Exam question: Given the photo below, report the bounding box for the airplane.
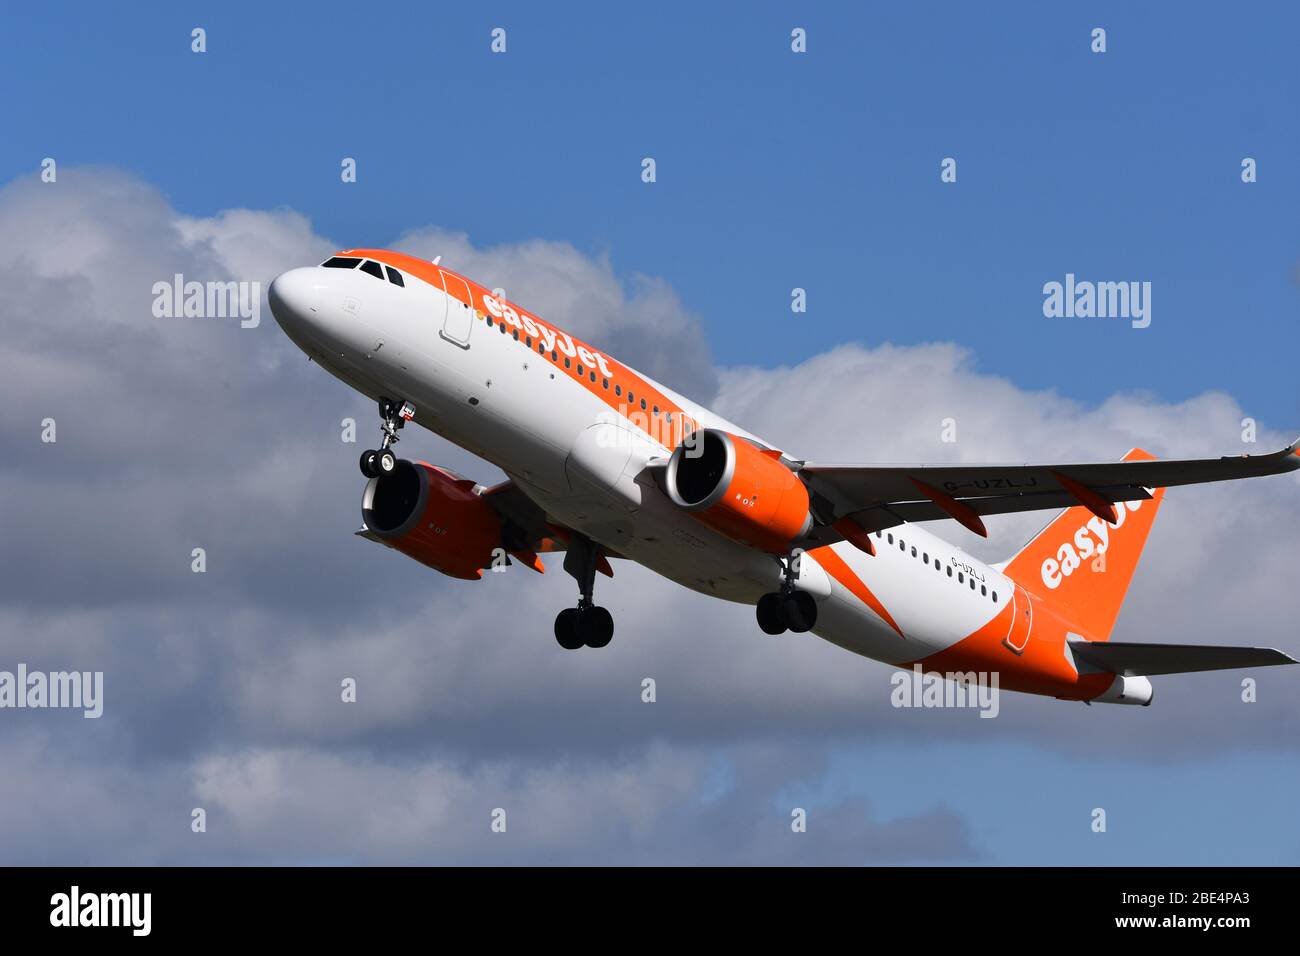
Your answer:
[268,249,1300,707]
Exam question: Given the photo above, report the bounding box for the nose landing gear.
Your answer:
[756,552,818,635]
[554,533,615,650]
[359,397,415,479]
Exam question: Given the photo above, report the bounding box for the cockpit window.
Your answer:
[385,266,405,287]
[321,256,361,269]
[359,259,385,280]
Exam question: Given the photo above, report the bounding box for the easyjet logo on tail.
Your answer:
[1040,497,1146,590]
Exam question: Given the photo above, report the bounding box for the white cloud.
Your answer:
[0,167,1295,865]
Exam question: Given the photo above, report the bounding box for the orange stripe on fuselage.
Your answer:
[345,249,697,449]
[809,545,904,638]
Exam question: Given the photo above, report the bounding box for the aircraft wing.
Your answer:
[1070,640,1297,677]
[796,438,1300,541]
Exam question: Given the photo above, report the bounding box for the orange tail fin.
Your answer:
[1001,449,1166,641]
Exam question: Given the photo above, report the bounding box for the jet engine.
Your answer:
[361,460,503,579]
[663,429,812,553]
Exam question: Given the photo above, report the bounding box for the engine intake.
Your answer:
[362,460,503,579]
[664,429,812,553]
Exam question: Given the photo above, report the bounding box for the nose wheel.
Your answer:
[554,533,615,649]
[359,397,414,478]
[756,552,818,635]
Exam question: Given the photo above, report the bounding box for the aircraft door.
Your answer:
[439,270,475,346]
[1002,583,1034,655]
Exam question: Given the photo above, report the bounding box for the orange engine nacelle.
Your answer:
[664,429,812,553]
[361,461,503,580]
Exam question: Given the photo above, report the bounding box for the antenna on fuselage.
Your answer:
[432,256,442,265]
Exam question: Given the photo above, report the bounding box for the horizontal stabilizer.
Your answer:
[1070,640,1297,677]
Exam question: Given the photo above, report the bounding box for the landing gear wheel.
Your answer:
[581,606,614,648]
[359,449,380,479]
[782,590,818,633]
[556,533,614,650]
[376,448,397,474]
[554,608,583,650]
[756,593,788,635]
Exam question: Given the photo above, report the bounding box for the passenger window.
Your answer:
[934,559,940,570]
[947,567,953,578]
[615,385,622,396]
[565,357,571,368]
[981,585,987,596]
[992,592,998,603]
[887,534,894,544]
[627,392,634,403]
[487,317,494,327]
[385,266,405,287]
[970,578,976,590]
[958,573,964,583]
[640,398,647,410]
[590,372,597,383]
[653,406,660,416]
[551,351,558,361]
[602,379,609,389]
[923,553,928,563]
[899,540,905,551]
[911,547,917,557]
[321,256,361,269]
[512,329,519,340]
[359,259,385,280]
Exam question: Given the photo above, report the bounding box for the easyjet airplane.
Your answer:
[268,250,1299,706]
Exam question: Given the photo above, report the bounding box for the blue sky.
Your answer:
[5,1,1295,419]
[1,1,1296,865]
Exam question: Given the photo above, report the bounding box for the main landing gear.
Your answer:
[755,553,818,635]
[359,397,415,479]
[554,533,615,650]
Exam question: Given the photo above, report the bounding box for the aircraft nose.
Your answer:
[268,267,321,332]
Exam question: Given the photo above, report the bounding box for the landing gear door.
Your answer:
[439,270,475,347]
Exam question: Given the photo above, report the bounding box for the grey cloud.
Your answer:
[0,168,1294,865]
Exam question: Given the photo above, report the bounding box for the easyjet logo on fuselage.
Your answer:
[480,293,615,379]
[1040,498,1145,590]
